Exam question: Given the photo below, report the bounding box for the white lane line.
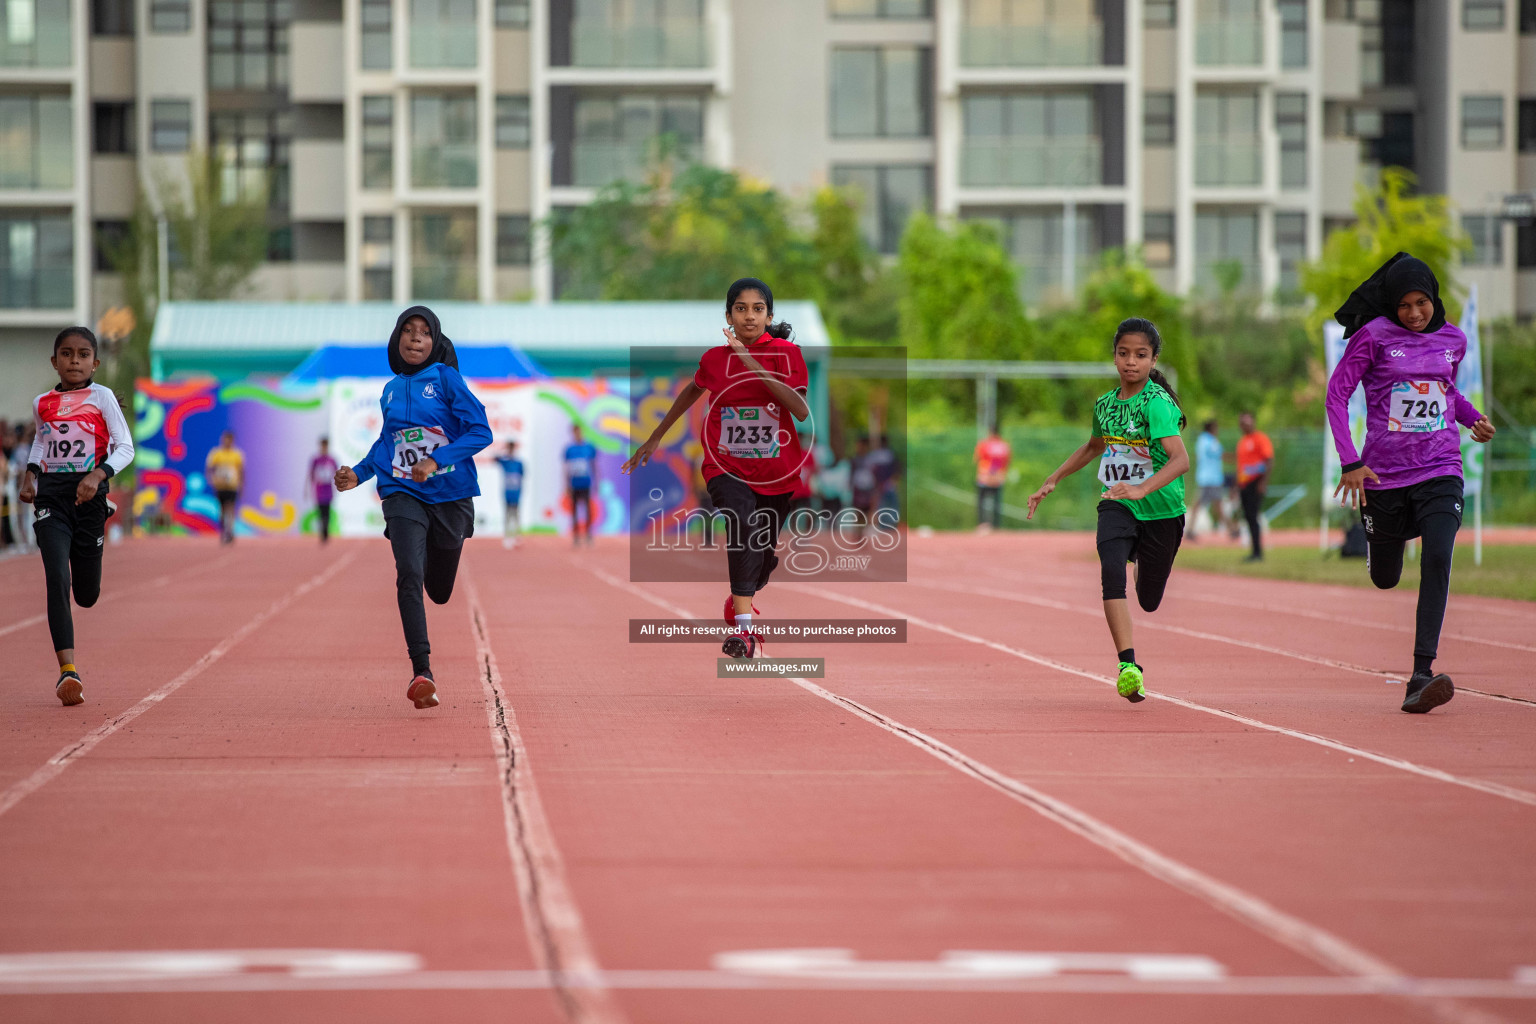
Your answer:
[464,574,628,1024]
[586,570,1508,1024]
[3,969,1536,998]
[915,578,1536,711]
[784,585,1536,810]
[0,551,238,641]
[0,551,357,820]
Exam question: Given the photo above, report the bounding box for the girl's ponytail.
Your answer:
[766,321,793,340]
[1113,317,1186,429]
[1148,368,1186,429]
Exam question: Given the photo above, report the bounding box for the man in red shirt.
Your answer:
[1235,411,1273,562]
[974,423,1011,529]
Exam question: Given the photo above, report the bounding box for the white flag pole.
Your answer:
[1475,490,1483,566]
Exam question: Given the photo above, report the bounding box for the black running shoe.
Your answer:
[721,629,759,660]
[56,670,84,707]
[1401,671,1454,714]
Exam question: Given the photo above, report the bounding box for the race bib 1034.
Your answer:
[718,405,783,459]
[1098,439,1152,488]
[1388,380,1450,433]
[38,419,99,473]
[392,425,454,479]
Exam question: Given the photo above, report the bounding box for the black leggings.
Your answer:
[1368,512,1458,663]
[570,486,592,536]
[34,492,109,652]
[1096,500,1184,612]
[1239,481,1264,557]
[382,494,474,666]
[707,474,791,598]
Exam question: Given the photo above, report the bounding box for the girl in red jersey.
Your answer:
[623,278,811,658]
[17,327,135,706]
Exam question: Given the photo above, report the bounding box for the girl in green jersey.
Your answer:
[1027,318,1190,703]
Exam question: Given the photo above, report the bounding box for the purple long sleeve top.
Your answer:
[1325,317,1483,490]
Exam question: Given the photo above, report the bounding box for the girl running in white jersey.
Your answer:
[17,327,135,706]
[622,278,811,659]
[1027,318,1189,703]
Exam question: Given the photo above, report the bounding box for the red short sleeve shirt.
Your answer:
[693,338,810,495]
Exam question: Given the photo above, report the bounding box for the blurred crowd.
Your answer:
[1,418,38,554]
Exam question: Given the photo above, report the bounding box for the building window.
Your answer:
[496,95,530,148]
[831,0,931,15]
[1275,211,1306,294]
[93,101,134,154]
[1195,0,1263,65]
[361,96,393,189]
[965,205,1107,305]
[1278,0,1306,67]
[1517,222,1536,268]
[1521,99,1536,152]
[1195,208,1259,292]
[1143,212,1174,267]
[962,91,1099,187]
[569,0,707,67]
[208,0,291,91]
[1464,0,1505,28]
[1195,90,1261,186]
[0,95,74,189]
[2,0,72,66]
[1144,0,1175,24]
[150,99,192,152]
[91,0,133,35]
[1523,0,1536,31]
[1276,93,1306,189]
[361,215,394,299]
[410,0,477,69]
[412,209,477,299]
[1144,91,1174,146]
[497,215,531,265]
[0,214,73,309]
[411,92,478,188]
[495,0,529,27]
[1462,96,1504,149]
[361,0,392,69]
[571,93,705,186]
[831,165,932,254]
[830,46,932,138]
[1463,215,1503,265]
[94,219,129,272]
[211,111,292,213]
[150,0,191,32]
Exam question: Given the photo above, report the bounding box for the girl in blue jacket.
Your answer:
[335,306,493,709]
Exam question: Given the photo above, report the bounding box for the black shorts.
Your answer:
[216,489,239,509]
[33,477,111,557]
[381,492,475,547]
[1096,499,1184,606]
[570,486,591,502]
[1361,475,1464,544]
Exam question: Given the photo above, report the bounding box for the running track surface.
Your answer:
[1,533,1532,1024]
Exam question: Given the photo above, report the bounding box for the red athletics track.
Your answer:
[0,533,1532,1024]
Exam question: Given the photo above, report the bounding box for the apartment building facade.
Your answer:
[2,0,1535,406]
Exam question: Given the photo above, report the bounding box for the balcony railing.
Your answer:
[411,143,478,188]
[570,19,708,68]
[1195,18,1263,65]
[572,139,702,187]
[0,0,70,68]
[1,267,73,309]
[0,101,72,189]
[960,137,1101,188]
[960,22,1102,67]
[1194,139,1261,186]
[1017,254,1100,304]
[412,262,477,300]
[408,21,476,69]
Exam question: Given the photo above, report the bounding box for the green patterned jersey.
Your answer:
[1090,380,1186,521]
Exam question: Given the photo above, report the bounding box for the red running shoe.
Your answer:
[406,674,439,710]
[721,629,760,660]
[722,594,761,628]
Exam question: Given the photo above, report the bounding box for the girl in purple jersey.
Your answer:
[1327,254,1496,713]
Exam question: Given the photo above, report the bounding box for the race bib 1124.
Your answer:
[392,425,454,479]
[1388,380,1450,433]
[1098,439,1152,488]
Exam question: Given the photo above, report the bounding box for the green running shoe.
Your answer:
[1116,662,1146,703]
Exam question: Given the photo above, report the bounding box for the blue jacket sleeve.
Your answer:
[430,369,493,471]
[352,432,390,484]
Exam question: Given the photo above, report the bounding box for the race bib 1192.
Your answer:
[392,425,454,479]
[1388,380,1450,433]
[1098,439,1152,488]
[718,405,783,459]
[38,419,99,473]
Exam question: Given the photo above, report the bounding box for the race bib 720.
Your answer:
[1388,380,1450,433]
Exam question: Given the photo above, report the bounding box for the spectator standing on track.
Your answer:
[9,425,37,552]
[495,440,524,549]
[16,327,135,706]
[1187,419,1231,540]
[308,438,338,544]
[205,431,245,544]
[334,305,493,711]
[1328,253,1495,713]
[1026,318,1189,705]
[974,423,1011,530]
[850,437,876,524]
[622,277,810,661]
[1235,412,1272,562]
[564,425,597,547]
[814,442,851,526]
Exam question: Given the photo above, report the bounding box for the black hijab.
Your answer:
[1334,252,1448,339]
[387,305,459,376]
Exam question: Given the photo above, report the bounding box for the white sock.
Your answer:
[734,613,753,631]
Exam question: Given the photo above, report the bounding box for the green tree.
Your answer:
[896,214,1027,361]
[1299,167,1469,337]
[104,150,269,391]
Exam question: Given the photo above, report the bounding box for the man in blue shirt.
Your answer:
[1189,418,1231,540]
[495,439,523,549]
[563,425,597,547]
